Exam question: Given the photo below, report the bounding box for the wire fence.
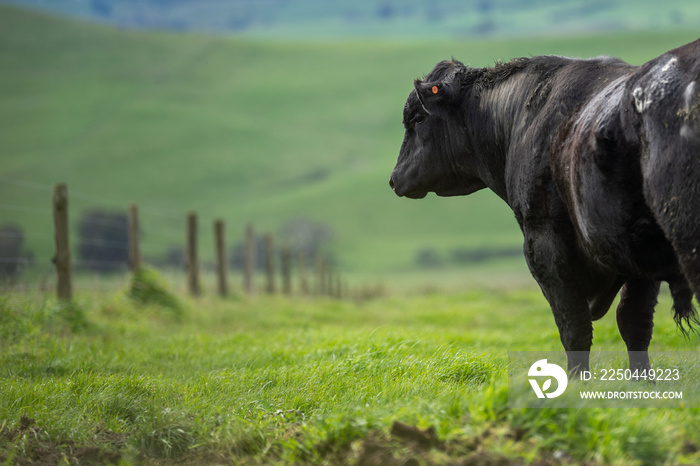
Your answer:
[0,180,353,299]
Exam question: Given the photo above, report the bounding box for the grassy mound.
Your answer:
[127,267,183,316]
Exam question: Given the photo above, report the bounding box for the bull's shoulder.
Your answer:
[506,59,637,227]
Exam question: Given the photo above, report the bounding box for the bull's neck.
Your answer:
[466,73,538,204]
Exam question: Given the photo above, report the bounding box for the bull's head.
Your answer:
[389,60,486,199]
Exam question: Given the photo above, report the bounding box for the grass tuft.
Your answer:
[126,267,183,316]
[438,352,495,386]
[0,297,34,344]
[135,422,197,459]
[51,300,90,332]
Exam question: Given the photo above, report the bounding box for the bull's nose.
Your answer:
[389,177,395,191]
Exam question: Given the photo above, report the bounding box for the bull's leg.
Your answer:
[549,292,594,374]
[524,231,593,374]
[616,278,659,371]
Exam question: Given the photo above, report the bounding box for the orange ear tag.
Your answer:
[431,86,439,94]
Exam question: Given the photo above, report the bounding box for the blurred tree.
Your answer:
[670,10,684,25]
[77,209,129,272]
[0,224,33,279]
[477,0,493,15]
[424,0,443,22]
[450,246,523,264]
[378,1,396,20]
[279,217,333,263]
[230,234,265,271]
[415,247,443,268]
[90,0,112,17]
[229,217,334,271]
[154,244,185,269]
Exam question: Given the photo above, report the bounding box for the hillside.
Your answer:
[1,6,698,278]
[2,0,700,38]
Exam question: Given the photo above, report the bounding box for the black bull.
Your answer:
[390,39,700,373]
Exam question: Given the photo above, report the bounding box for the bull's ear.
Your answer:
[414,80,459,116]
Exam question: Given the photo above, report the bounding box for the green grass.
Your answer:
[2,282,700,464]
[2,6,700,278]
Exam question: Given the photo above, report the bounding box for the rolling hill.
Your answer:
[2,0,700,39]
[1,5,698,279]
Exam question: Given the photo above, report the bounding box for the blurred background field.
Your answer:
[3,0,700,38]
[1,2,699,292]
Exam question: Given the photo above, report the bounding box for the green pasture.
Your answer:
[2,6,700,276]
[1,279,700,464]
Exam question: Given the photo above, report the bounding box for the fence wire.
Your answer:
[0,178,347,298]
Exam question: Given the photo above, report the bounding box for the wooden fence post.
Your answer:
[281,246,291,295]
[52,183,72,301]
[127,203,141,273]
[298,252,308,295]
[186,212,201,296]
[324,260,330,296]
[326,267,336,297]
[214,219,227,297]
[264,233,275,294]
[335,275,342,299]
[244,224,254,295]
[316,257,325,295]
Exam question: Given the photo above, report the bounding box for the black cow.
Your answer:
[390,39,700,373]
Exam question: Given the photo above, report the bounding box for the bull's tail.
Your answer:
[640,78,700,330]
[668,277,699,336]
